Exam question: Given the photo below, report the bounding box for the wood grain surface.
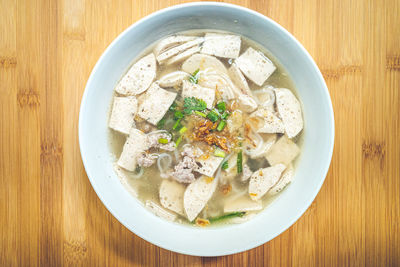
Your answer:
[1,0,399,266]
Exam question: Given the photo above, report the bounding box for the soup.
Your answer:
[108,30,304,226]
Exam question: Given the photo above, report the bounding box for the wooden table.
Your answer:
[1,0,399,266]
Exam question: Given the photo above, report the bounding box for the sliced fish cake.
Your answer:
[182,80,215,109]
[182,54,228,74]
[265,135,300,166]
[117,128,147,171]
[153,35,196,56]
[108,96,138,135]
[145,200,177,222]
[115,53,156,95]
[196,155,224,177]
[159,179,186,216]
[158,71,190,88]
[201,33,241,59]
[268,164,294,196]
[184,175,218,221]
[249,164,286,200]
[224,195,262,213]
[250,108,285,134]
[235,47,276,86]
[274,88,303,138]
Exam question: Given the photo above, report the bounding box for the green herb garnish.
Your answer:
[172,118,182,130]
[194,111,207,117]
[206,109,219,122]
[158,138,169,144]
[169,102,177,111]
[183,97,207,114]
[174,110,184,120]
[208,212,246,223]
[221,111,230,120]
[216,120,226,131]
[179,126,187,134]
[156,118,166,129]
[216,101,226,113]
[214,148,226,158]
[175,135,183,147]
[221,161,229,170]
[189,69,200,84]
[237,150,243,173]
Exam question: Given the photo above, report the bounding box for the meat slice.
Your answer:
[159,179,186,216]
[137,153,157,167]
[108,96,137,135]
[195,155,224,177]
[268,164,294,196]
[224,195,262,213]
[157,38,204,64]
[265,135,300,166]
[235,47,276,86]
[117,128,147,171]
[184,175,218,221]
[248,164,286,200]
[250,108,285,134]
[158,71,189,88]
[153,35,196,56]
[115,53,156,95]
[182,80,215,109]
[145,131,175,151]
[182,54,228,74]
[274,88,303,138]
[137,83,177,125]
[201,33,241,59]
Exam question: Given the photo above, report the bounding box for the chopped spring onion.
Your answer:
[179,126,187,134]
[207,110,219,122]
[174,110,184,120]
[158,138,169,144]
[175,135,183,147]
[189,69,200,84]
[194,111,207,117]
[172,118,182,130]
[221,161,229,170]
[237,150,243,173]
[208,212,246,223]
[216,101,226,113]
[221,111,230,120]
[216,120,226,131]
[214,148,226,158]
[156,118,166,129]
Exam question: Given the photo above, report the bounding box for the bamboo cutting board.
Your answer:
[1,0,399,266]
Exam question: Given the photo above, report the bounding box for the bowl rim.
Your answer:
[79,1,335,256]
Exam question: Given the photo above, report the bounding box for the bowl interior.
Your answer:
[79,3,334,256]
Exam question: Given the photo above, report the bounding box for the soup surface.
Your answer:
[108,30,304,226]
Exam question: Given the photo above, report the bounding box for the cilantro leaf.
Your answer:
[183,97,207,114]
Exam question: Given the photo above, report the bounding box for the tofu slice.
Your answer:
[265,135,300,166]
[153,35,196,56]
[268,164,294,196]
[117,129,147,171]
[250,108,285,134]
[145,200,177,222]
[166,45,201,65]
[274,88,304,138]
[108,96,138,135]
[182,80,215,109]
[115,53,156,95]
[137,83,177,125]
[157,38,204,63]
[201,33,241,59]
[159,179,186,216]
[184,175,218,221]
[228,63,252,96]
[195,155,224,177]
[224,195,262,213]
[249,164,286,200]
[198,72,236,100]
[235,47,276,86]
[182,54,228,74]
[158,71,189,88]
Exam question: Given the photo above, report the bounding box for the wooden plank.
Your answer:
[0,0,399,266]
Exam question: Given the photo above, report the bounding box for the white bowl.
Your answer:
[79,2,334,256]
